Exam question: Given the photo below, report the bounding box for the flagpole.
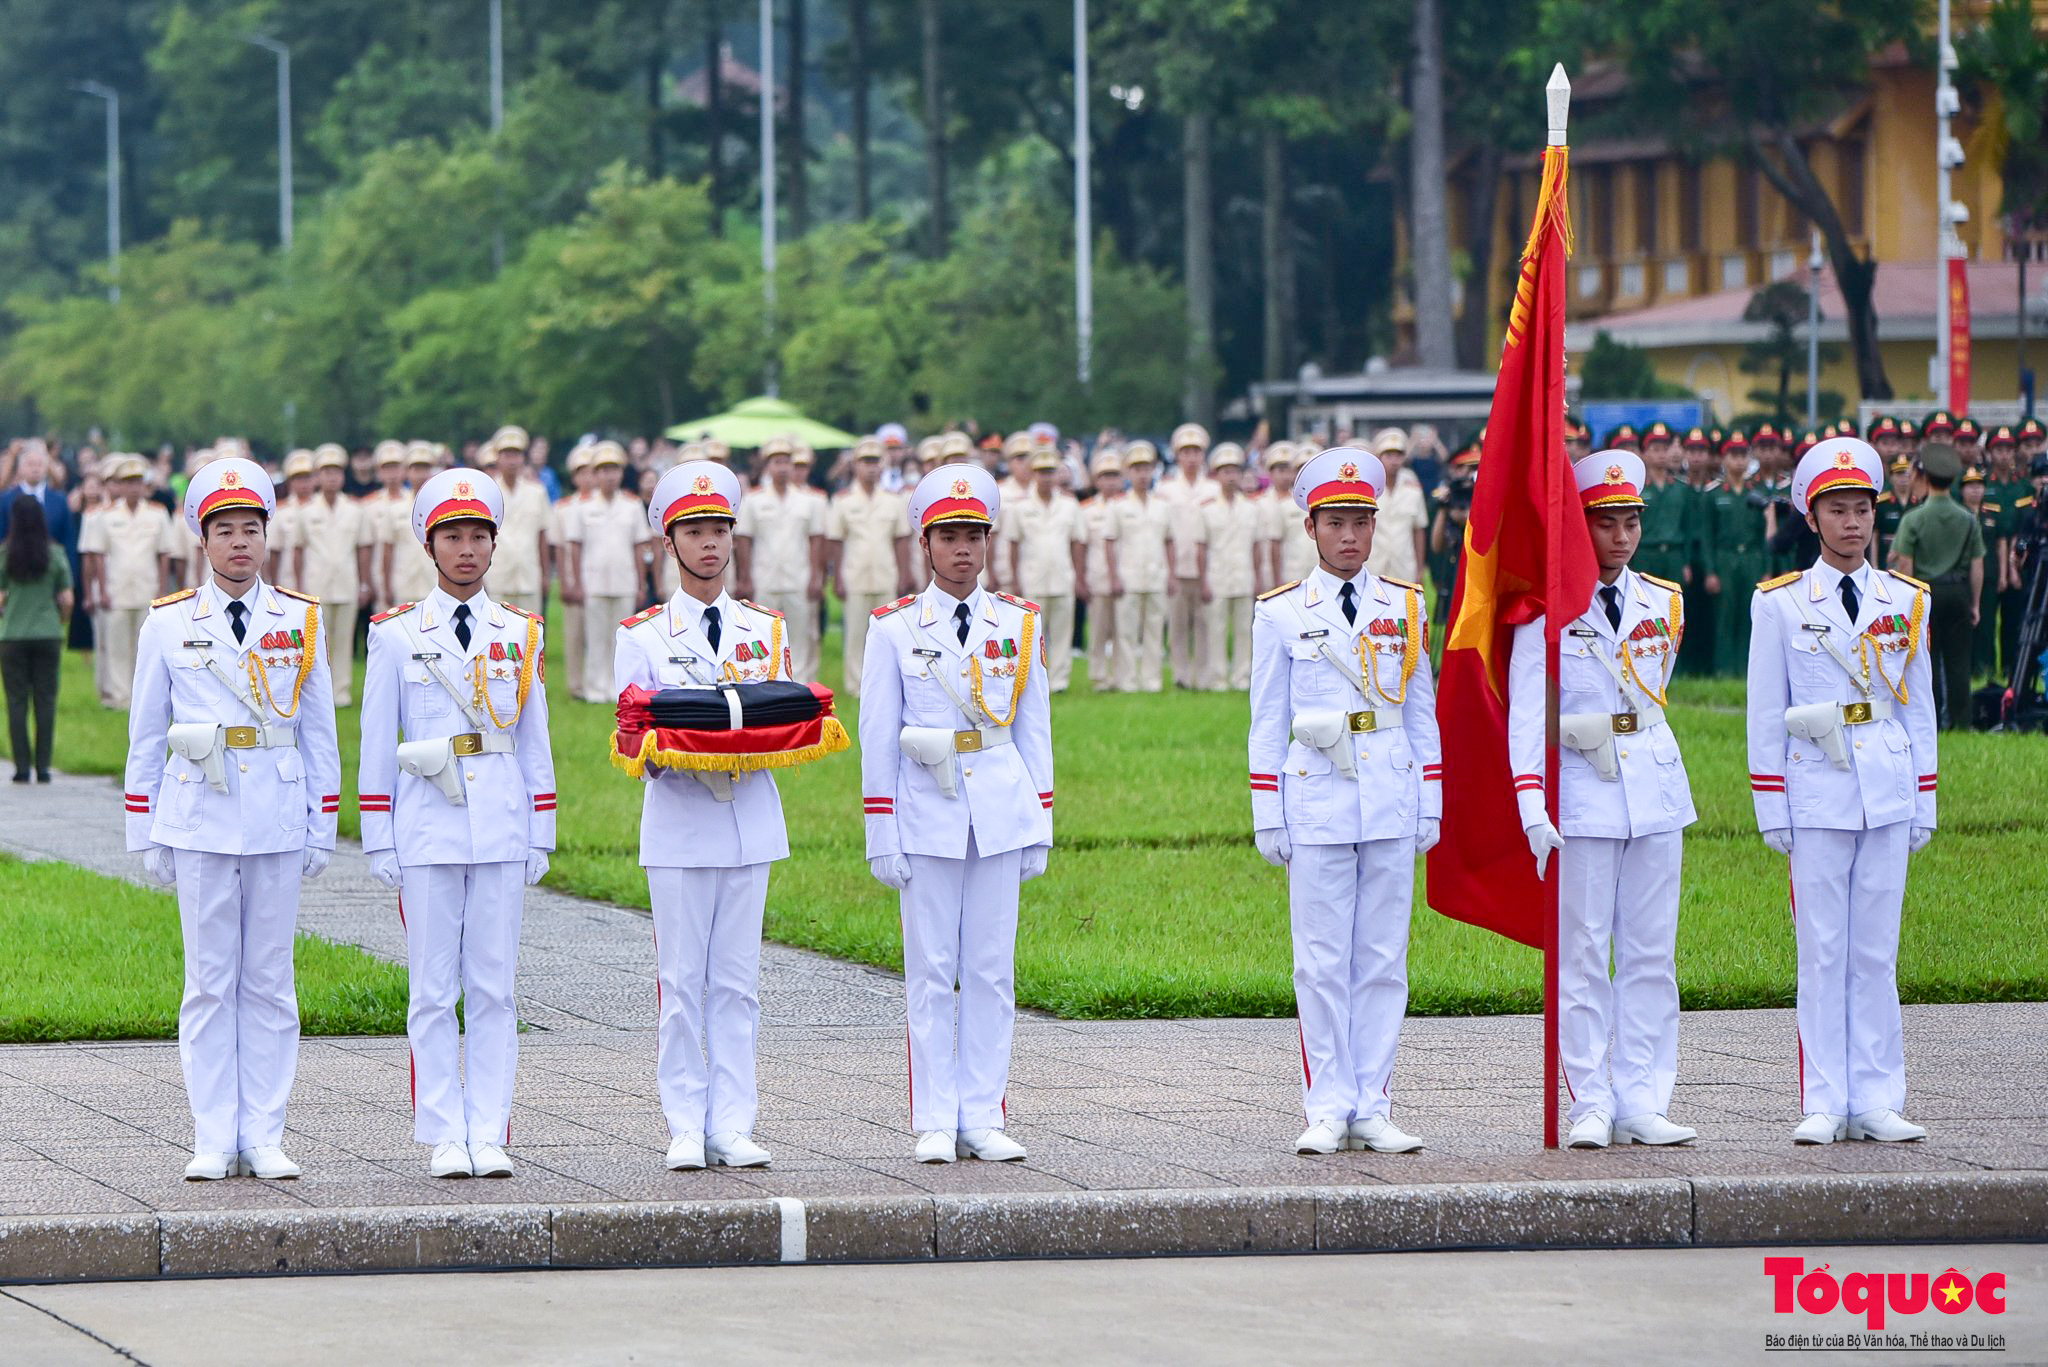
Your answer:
[1541,63,1571,1152]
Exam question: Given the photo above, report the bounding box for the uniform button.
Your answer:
[1855,741,1864,750]
[1360,750,1370,759]
[466,771,477,781]
[963,768,973,776]
[1620,750,1629,759]
[239,763,249,773]
[1298,769,1308,776]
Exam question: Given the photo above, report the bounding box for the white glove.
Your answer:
[1525,820,1564,878]
[1908,826,1934,854]
[526,850,551,885]
[1254,827,1291,868]
[369,849,402,889]
[869,854,913,890]
[1020,845,1049,882]
[140,844,177,886]
[301,847,331,880]
[1761,828,1795,856]
[1415,818,1442,854]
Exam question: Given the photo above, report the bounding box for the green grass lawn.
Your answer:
[0,855,409,1042]
[21,602,2048,1020]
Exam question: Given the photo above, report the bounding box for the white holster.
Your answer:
[1291,709,1358,781]
[691,770,735,803]
[901,726,961,799]
[397,737,467,807]
[1559,712,1621,783]
[1786,702,1852,771]
[167,723,229,795]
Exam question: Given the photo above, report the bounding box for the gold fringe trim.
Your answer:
[609,716,851,778]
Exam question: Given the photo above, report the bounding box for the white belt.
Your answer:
[190,722,296,749]
[449,730,516,756]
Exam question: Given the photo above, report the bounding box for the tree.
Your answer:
[1738,281,1843,424]
[1579,330,1691,400]
[1407,0,1456,369]
[1962,0,2048,388]
[1551,0,1921,402]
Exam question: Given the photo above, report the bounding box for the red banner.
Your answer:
[1948,257,1971,413]
[1424,144,1597,949]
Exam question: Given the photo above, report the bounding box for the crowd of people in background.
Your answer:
[1,404,2042,735]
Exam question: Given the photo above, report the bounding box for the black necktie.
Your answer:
[1339,581,1358,626]
[703,606,721,654]
[1838,575,1860,624]
[954,602,971,645]
[453,603,472,652]
[227,600,248,645]
[1601,585,1622,631]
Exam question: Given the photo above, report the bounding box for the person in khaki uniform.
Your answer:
[1260,443,1318,589]
[267,449,318,585]
[734,435,825,681]
[1199,444,1261,690]
[361,442,412,611]
[387,445,444,612]
[1004,444,1087,692]
[827,437,909,695]
[483,425,553,616]
[791,444,832,658]
[78,454,178,707]
[291,447,375,706]
[551,445,595,700]
[1110,440,1171,692]
[1080,448,1125,690]
[570,441,649,701]
[1158,423,1216,688]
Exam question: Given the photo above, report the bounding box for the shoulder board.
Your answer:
[1756,571,1803,593]
[502,602,538,619]
[1637,571,1681,592]
[1378,576,1423,592]
[620,605,663,629]
[150,588,196,609]
[1876,492,1895,505]
[1256,580,1301,602]
[740,598,783,619]
[1984,501,2004,512]
[2020,496,2037,508]
[872,595,918,619]
[1888,570,1929,592]
[275,586,320,604]
[994,591,1042,613]
[370,602,416,624]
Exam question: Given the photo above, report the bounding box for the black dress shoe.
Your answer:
[34,771,51,783]
[9,774,28,784]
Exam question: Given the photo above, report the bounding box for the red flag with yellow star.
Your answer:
[1424,141,1596,948]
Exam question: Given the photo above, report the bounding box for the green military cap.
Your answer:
[1918,441,1963,481]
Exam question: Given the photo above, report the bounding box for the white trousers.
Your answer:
[1790,822,1909,1117]
[1168,581,1205,687]
[172,849,301,1154]
[751,588,815,682]
[98,606,145,707]
[1556,831,1683,1124]
[1115,590,1165,692]
[1086,597,1116,690]
[585,594,631,701]
[1288,838,1413,1124]
[648,864,770,1138]
[1202,594,1253,690]
[901,835,1021,1133]
[400,861,525,1146]
[842,591,887,697]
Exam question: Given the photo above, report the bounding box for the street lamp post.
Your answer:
[74,81,119,302]
[1934,0,1965,407]
[244,35,293,250]
[761,0,779,397]
[1074,0,1092,389]
[1807,228,1823,428]
[489,0,504,272]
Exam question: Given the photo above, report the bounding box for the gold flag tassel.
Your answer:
[609,717,852,779]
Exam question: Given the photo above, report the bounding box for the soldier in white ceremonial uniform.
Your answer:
[1747,437,1937,1145]
[1248,448,1441,1156]
[123,458,340,1181]
[358,469,556,1179]
[860,464,1053,1164]
[616,461,788,1171]
[1512,450,1699,1150]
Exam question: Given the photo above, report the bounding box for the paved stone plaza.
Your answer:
[1,775,2043,1274]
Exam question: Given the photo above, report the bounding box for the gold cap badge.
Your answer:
[1605,464,1625,483]
[952,478,971,498]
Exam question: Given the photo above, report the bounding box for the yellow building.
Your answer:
[1398,31,2044,418]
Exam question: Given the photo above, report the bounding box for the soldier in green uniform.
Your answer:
[1635,421,1701,673]
[1961,465,2002,678]
[1951,417,1984,493]
[1875,457,1916,567]
[1700,432,1770,674]
[1868,415,1902,471]
[1682,426,1716,492]
[1605,422,1641,453]
[1564,415,1591,463]
[1892,442,1985,728]
[1987,425,2030,677]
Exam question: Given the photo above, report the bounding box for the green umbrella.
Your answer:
[664,396,860,450]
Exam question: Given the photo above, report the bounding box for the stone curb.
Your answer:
[2,1171,2041,1283]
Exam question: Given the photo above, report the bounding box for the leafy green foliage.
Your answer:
[1578,330,1693,401]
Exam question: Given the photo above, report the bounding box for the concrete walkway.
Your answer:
[1,774,2044,1279]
